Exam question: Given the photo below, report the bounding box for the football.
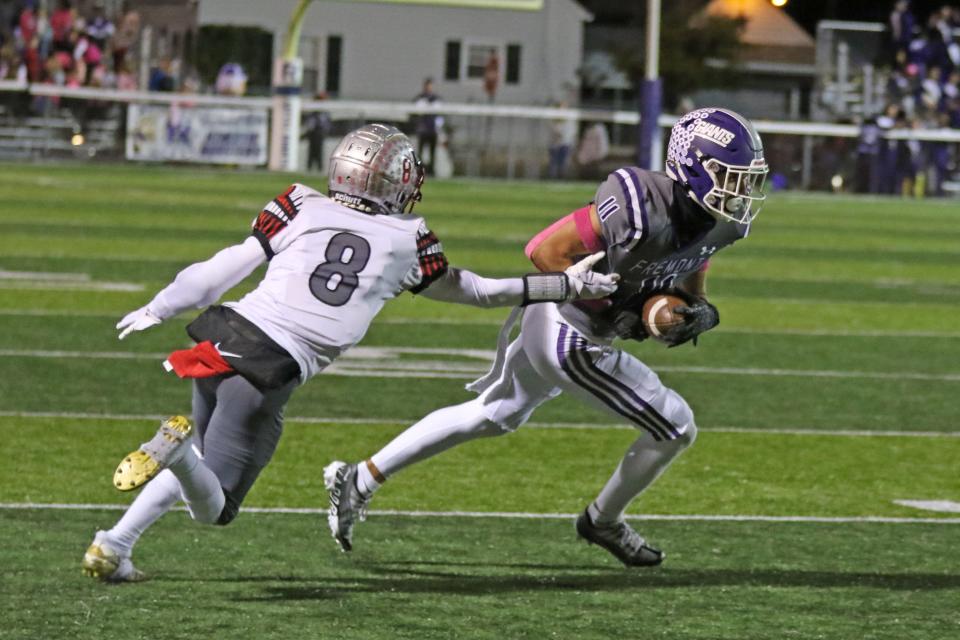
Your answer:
[641,294,688,343]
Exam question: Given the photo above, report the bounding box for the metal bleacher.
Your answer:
[0,104,122,160]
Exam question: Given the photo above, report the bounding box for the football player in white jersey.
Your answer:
[325,109,769,566]
[81,124,619,582]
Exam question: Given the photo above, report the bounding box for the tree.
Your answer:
[190,25,273,94]
[612,0,746,110]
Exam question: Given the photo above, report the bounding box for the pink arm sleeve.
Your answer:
[524,206,605,259]
[573,206,605,253]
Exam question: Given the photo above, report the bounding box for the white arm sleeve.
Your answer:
[146,236,267,319]
[419,267,524,308]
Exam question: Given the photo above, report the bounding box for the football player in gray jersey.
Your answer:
[81,124,618,583]
[326,108,769,566]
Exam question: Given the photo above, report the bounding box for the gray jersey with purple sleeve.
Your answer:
[558,166,750,342]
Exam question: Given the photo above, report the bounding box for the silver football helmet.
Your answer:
[327,123,424,215]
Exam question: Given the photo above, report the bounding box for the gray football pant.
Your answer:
[191,373,298,523]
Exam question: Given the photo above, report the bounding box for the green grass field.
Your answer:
[0,162,958,639]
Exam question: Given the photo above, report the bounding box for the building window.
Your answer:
[444,40,461,81]
[466,43,498,79]
[505,43,521,85]
[325,35,342,95]
[301,36,321,97]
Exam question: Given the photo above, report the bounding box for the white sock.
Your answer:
[168,441,225,525]
[355,462,382,497]
[369,399,503,477]
[107,468,181,555]
[591,431,693,525]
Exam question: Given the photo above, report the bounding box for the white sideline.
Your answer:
[1,502,958,524]
[3,348,960,382]
[1,410,958,438]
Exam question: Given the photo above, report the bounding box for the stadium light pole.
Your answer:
[269,0,315,172]
[637,0,663,171]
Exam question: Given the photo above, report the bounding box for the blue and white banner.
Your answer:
[126,103,268,165]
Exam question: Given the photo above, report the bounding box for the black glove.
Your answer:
[664,297,719,347]
[612,309,648,342]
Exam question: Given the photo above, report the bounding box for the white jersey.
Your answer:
[228,183,448,380]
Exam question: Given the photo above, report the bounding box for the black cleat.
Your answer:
[576,509,664,567]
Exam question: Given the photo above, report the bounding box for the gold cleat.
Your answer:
[82,532,147,583]
[113,416,192,492]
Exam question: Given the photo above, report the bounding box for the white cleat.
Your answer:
[323,461,370,552]
[82,531,147,583]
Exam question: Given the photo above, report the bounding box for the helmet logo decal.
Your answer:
[665,108,768,224]
[692,121,735,147]
[402,158,411,184]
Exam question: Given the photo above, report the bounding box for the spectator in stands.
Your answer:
[148,58,175,92]
[50,0,74,54]
[483,51,500,103]
[22,34,42,82]
[921,66,944,109]
[890,1,916,62]
[928,110,952,195]
[547,101,577,180]
[302,96,332,173]
[895,114,923,195]
[944,70,960,101]
[0,42,17,80]
[17,1,37,49]
[855,115,884,193]
[85,2,114,53]
[35,6,51,59]
[215,62,247,96]
[115,60,137,91]
[878,104,901,194]
[907,27,932,77]
[112,2,140,73]
[72,26,103,85]
[414,77,442,176]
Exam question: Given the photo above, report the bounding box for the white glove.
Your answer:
[564,251,620,300]
[116,306,163,340]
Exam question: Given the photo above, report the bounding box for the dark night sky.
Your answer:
[783,0,949,34]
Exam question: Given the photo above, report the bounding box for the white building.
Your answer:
[197,0,592,105]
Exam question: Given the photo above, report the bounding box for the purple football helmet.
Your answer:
[665,108,769,224]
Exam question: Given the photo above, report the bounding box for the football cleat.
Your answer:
[113,416,192,491]
[575,509,664,567]
[82,531,147,583]
[323,461,370,552]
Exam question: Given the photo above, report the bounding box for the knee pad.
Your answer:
[215,492,241,526]
[675,420,698,449]
[661,390,696,448]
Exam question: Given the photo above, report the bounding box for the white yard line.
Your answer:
[0,281,144,292]
[0,410,957,438]
[1,501,957,524]
[0,270,89,281]
[3,347,959,382]
[0,270,143,292]
[894,500,960,514]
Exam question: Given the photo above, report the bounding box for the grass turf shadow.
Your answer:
[223,563,960,601]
